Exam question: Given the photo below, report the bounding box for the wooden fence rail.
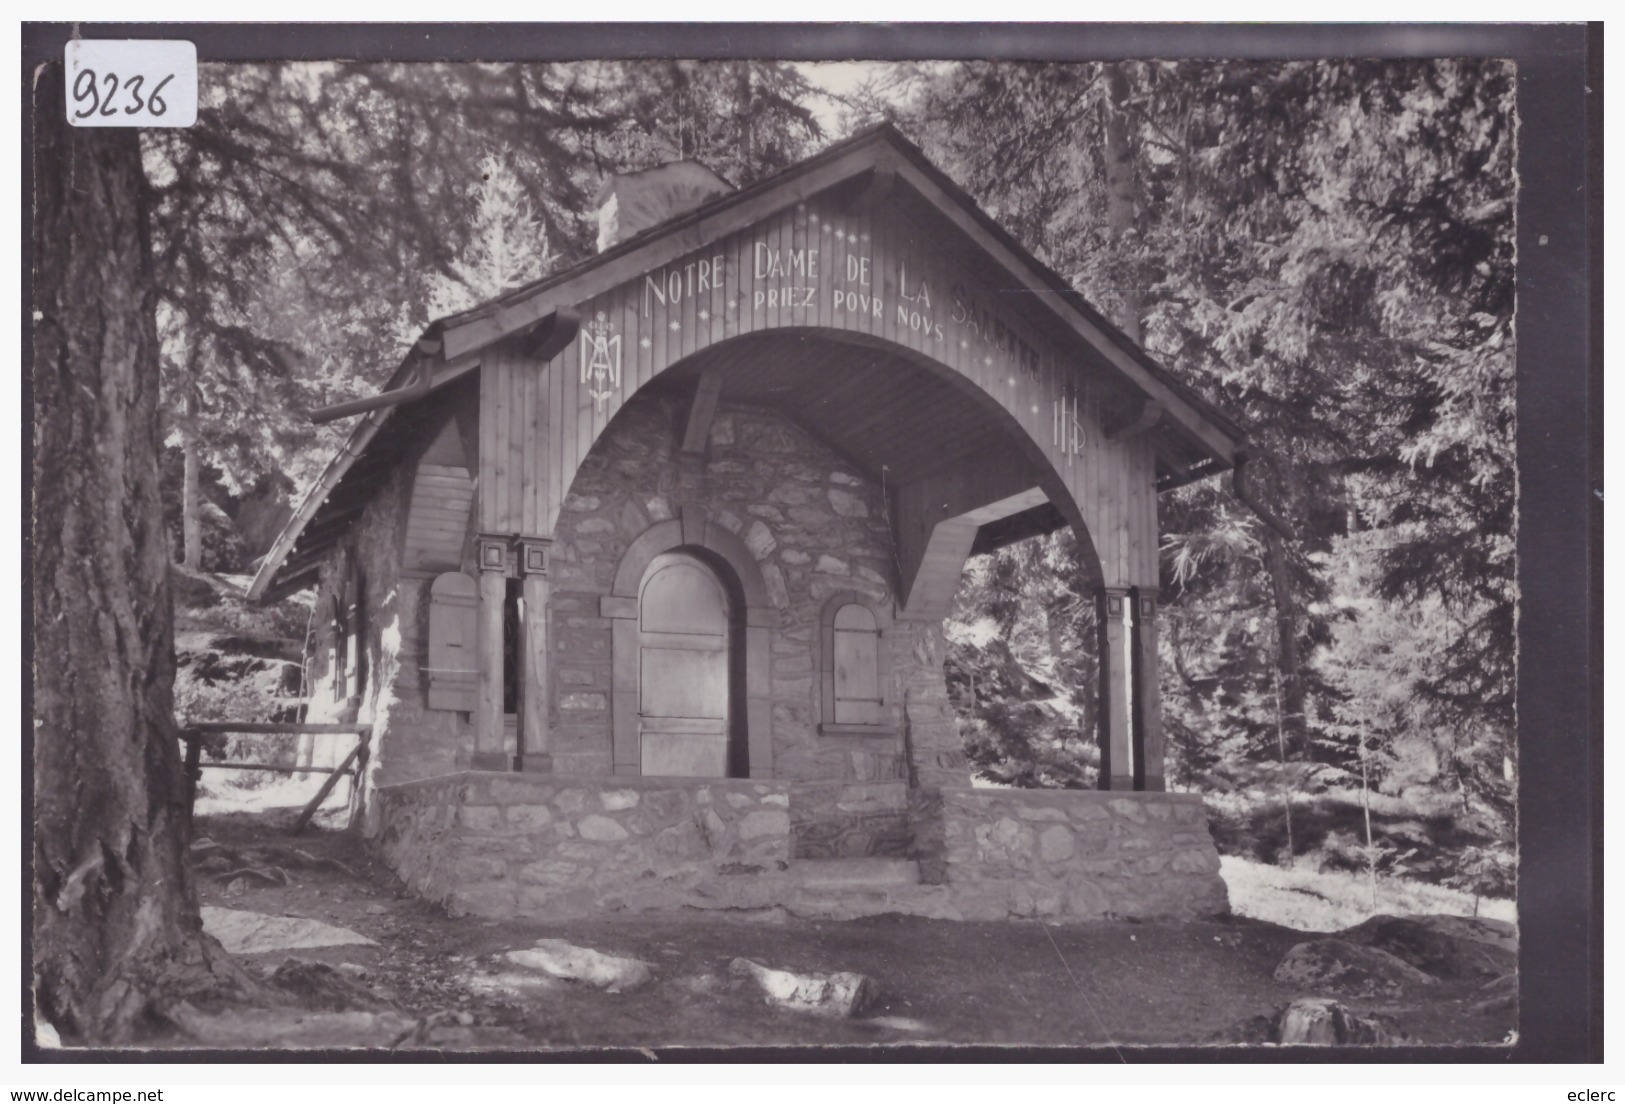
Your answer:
[179,723,373,834]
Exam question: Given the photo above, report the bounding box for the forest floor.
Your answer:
[143,803,1521,1056]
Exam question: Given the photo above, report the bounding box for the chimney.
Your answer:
[595,161,734,252]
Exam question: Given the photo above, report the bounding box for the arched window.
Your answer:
[818,592,893,735]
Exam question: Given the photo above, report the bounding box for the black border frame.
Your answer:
[19,21,1603,1065]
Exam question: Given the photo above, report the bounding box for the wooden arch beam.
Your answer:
[893,451,1052,620]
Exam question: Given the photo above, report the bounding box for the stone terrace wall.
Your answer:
[374,771,791,919]
[922,788,1229,922]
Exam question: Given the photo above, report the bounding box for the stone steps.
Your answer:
[788,857,921,890]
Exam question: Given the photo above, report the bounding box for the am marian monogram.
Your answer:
[581,310,622,412]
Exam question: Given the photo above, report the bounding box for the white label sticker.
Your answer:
[64,39,197,127]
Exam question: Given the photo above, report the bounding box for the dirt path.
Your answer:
[185,812,1516,1052]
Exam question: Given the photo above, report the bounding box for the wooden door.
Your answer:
[638,552,731,776]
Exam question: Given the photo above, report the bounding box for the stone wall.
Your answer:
[300,387,976,853]
[374,771,792,919]
[922,787,1229,922]
[370,772,1229,924]
[547,391,960,855]
[304,443,482,819]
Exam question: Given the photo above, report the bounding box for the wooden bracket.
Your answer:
[679,368,726,455]
[310,356,433,425]
[519,307,581,363]
[1106,398,1164,441]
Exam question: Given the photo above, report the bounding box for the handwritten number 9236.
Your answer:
[72,68,174,119]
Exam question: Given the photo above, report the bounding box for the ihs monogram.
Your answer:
[581,310,622,413]
[1053,390,1084,465]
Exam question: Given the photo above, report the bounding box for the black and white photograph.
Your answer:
[20,21,1600,1077]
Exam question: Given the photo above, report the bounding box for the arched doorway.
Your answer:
[636,550,745,777]
[604,513,777,779]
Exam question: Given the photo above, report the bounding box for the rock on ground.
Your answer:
[166,1003,418,1049]
[728,957,878,1018]
[1274,938,1439,998]
[467,970,563,999]
[1339,914,1517,980]
[1277,998,1401,1045]
[503,939,653,993]
[201,906,377,955]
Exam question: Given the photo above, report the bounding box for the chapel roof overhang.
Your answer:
[249,123,1246,604]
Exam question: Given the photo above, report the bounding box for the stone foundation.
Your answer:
[919,786,1229,921]
[375,772,791,919]
[372,772,1228,924]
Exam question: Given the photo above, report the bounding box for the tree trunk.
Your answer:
[180,390,201,570]
[1261,528,1310,760]
[1101,63,1144,343]
[31,63,244,1044]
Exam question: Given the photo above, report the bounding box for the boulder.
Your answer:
[503,939,652,993]
[1274,938,1439,998]
[1338,914,1517,980]
[728,957,878,1018]
[1277,998,1401,1045]
[201,907,376,955]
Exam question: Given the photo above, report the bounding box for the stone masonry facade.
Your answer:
[308,388,1230,922]
[546,392,937,858]
[922,787,1228,921]
[372,773,1228,923]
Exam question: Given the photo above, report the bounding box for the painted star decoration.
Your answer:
[639,336,651,350]
[698,309,711,322]
[669,320,681,332]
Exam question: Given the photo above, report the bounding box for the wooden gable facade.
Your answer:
[251,125,1245,795]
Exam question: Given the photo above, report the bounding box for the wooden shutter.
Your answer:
[832,603,883,725]
[427,571,478,711]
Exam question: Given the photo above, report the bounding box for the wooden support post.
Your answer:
[517,537,553,772]
[1132,588,1165,791]
[473,535,510,771]
[1096,587,1133,791]
[679,368,725,456]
